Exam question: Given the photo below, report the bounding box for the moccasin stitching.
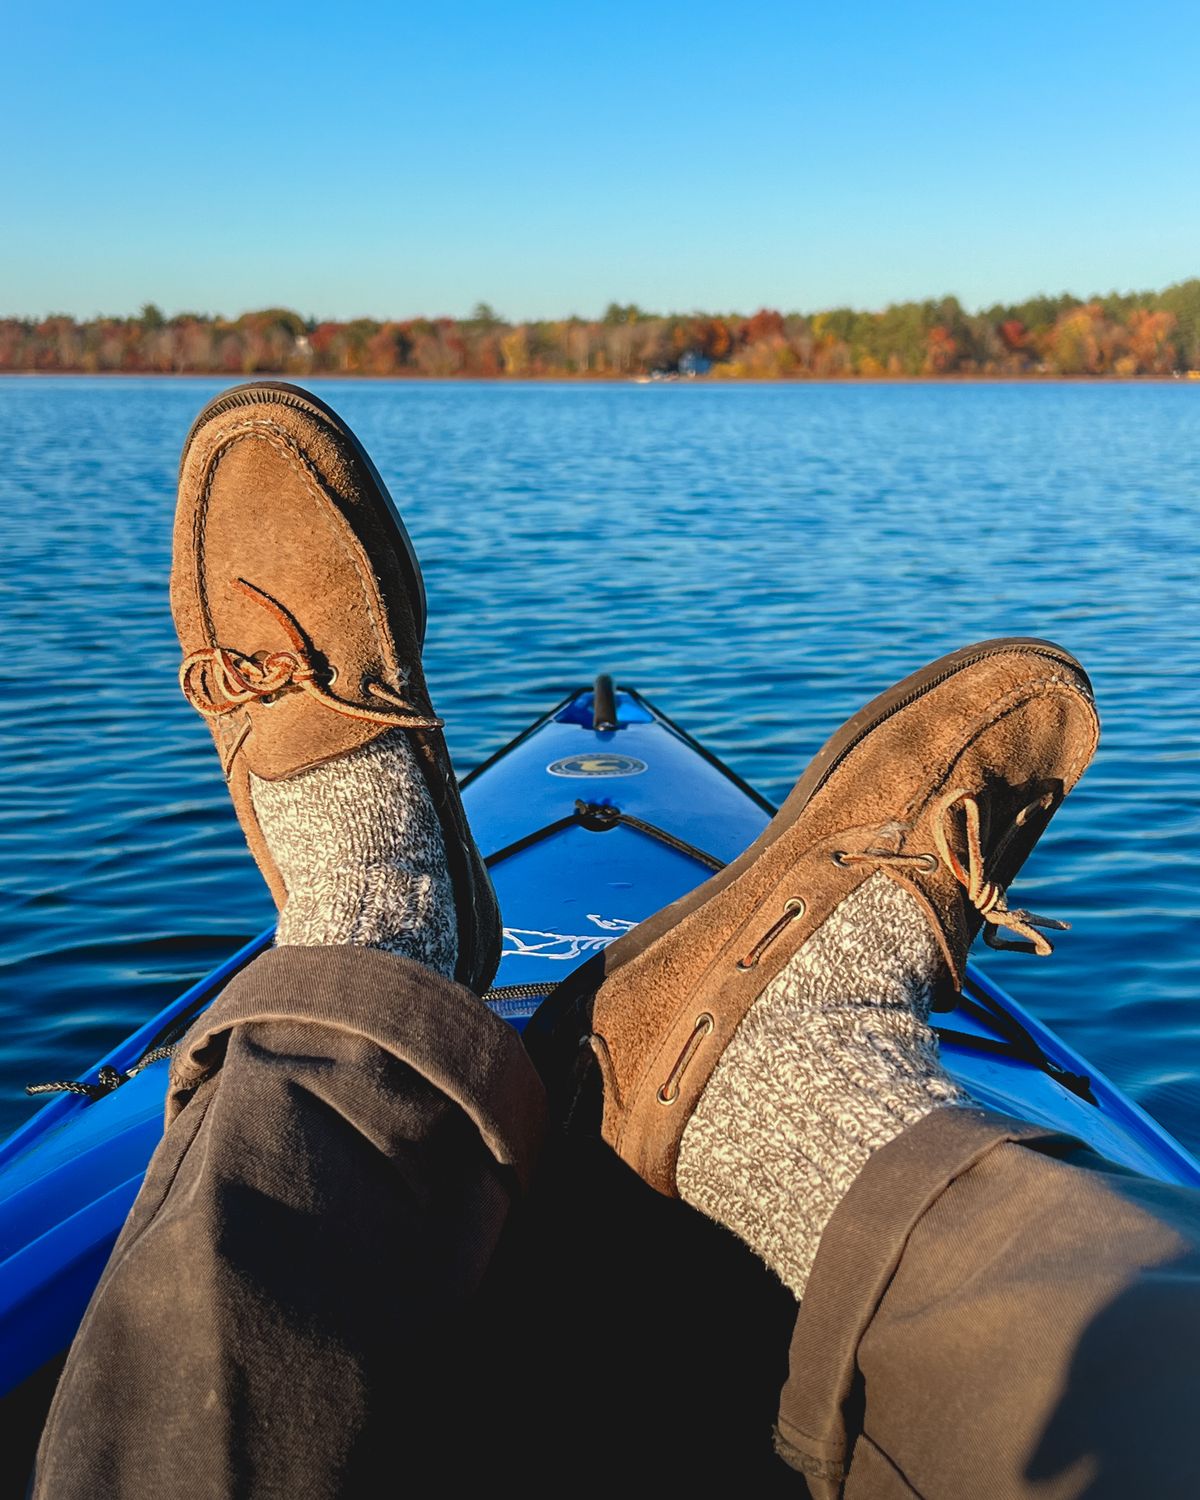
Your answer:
[191,417,400,683]
[888,683,1099,836]
[889,676,1098,825]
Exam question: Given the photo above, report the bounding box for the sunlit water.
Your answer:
[0,377,1197,1149]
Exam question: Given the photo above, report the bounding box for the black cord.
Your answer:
[485,799,724,872]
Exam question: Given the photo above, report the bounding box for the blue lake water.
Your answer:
[0,376,1197,1148]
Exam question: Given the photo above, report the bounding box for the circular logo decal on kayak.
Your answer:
[547,753,648,778]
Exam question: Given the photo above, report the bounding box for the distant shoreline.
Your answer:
[5,285,1196,380]
[0,370,1192,384]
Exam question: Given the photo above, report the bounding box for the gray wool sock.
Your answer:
[676,873,963,1299]
[249,729,458,979]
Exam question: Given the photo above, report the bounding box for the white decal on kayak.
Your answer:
[547,754,648,778]
[501,914,637,961]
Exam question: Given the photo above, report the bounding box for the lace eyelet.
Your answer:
[784,896,807,919]
[830,851,849,867]
[914,852,939,873]
[656,1014,714,1105]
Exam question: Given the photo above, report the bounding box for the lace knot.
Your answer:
[179,578,444,739]
[825,789,1068,957]
[181,644,312,714]
[931,789,1068,955]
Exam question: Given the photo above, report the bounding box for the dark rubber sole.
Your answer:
[525,636,1090,1103]
[180,380,428,647]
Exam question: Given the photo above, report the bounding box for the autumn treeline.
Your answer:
[4,283,1199,378]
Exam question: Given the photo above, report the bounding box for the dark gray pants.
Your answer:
[32,947,1200,1497]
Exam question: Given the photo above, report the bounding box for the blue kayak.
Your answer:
[1,679,1198,1412]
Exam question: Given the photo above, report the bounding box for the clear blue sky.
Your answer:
[3,0,1197,321]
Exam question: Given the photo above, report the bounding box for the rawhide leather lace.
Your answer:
[737,786,1068,971]
[180,578,443,732]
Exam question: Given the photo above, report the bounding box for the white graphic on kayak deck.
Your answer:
[501,913,637,961]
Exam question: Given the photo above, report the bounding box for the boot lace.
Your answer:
[836,788,1067,954]
[737,787,1067,971]
[180,579,442,732]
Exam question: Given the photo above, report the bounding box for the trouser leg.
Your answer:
[775,1105,1200,1499]
[32,946,546,1498]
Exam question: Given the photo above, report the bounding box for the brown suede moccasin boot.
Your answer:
[533,639,1099,1194]
[171,381,500,994]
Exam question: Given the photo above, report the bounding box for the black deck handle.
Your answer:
[592,673,618,730]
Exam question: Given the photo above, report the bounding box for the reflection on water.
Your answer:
[0,377,1197,1145]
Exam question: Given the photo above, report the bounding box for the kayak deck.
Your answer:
[0,681,1197,1403]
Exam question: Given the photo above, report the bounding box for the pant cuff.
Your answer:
[774,1104,1065,1489]
[167,945,547,1191]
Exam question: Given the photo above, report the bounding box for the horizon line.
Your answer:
[9,276,1198,327]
